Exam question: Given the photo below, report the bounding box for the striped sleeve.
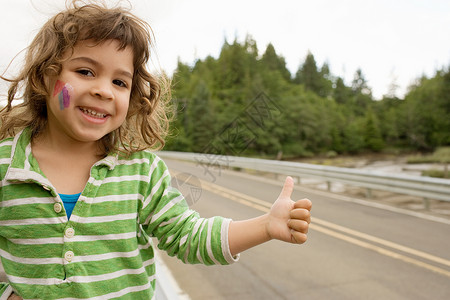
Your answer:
[138,157,238,265]
[0,139,14,300]
[0,282,13,299]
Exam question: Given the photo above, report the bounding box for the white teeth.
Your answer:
[80,107,107,118]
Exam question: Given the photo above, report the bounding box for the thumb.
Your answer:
[279,176,294,199]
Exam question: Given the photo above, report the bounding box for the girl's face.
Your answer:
[46,39,134,147]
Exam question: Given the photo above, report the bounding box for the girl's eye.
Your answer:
[113,79,127,88]
[76,69,94,77]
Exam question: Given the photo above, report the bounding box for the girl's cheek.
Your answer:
[53,80,74,110]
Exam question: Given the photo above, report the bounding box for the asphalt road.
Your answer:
[157,158,450,300]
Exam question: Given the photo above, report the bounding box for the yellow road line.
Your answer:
[200,182,270,213]
[192,176,450,278]
[312,218,450,268]
[309,223,450,278]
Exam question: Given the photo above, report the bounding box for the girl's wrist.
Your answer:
[229,214,272,256]
[262,213,273,241]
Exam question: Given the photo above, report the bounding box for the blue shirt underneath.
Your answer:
[59,193,81,219]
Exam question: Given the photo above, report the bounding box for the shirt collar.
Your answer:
[96,153,118,170]
[6,127,119,181]
[9,127,34,171]
[5,128,50,185]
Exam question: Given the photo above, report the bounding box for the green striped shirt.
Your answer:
[0,128,237,299]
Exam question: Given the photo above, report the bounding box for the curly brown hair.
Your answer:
[0,0,171,156]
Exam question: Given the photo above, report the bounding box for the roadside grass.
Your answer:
[407,147,450,178]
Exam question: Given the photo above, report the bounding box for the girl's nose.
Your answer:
[90,79,114,100]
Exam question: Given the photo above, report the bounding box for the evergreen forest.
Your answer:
[165,36,450,159]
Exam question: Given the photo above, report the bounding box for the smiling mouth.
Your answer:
[79,107,108,118]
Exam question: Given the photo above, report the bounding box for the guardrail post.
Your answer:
[327,181,331,191]
[366,188,372,199]
[423,198,430,210]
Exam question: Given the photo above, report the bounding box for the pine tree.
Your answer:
[294,51,321,94]
[261,43,291,81]
[333,77,352,104]
[351,68,373,114]
[363,108,384,151]
[186,79,215,152]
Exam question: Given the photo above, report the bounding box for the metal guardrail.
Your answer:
[157,151,450,205]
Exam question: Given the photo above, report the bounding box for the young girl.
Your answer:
[0,1,311,299]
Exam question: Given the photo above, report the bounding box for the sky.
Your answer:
[0,0,449,100]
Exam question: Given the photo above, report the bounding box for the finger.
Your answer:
[293,198,312,211]
[288,219,309,233]
[279,176,294,199]
[290,208,311,223]
[291,230,307,244]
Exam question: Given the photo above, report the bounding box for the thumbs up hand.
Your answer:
[266,176,312,244]
[228,176,312,255]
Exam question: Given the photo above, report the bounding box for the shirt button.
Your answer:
[54,203,62,213]
[64,251,74,262]
[65,228,75,238]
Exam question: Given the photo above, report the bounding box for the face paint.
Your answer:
[53,80,73,110]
